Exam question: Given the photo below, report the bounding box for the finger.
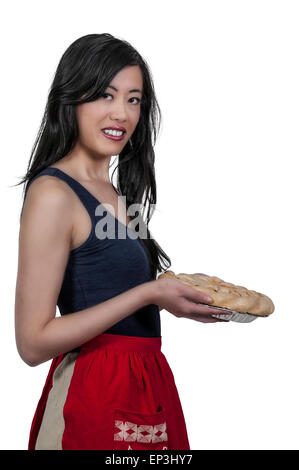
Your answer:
[186,314,222,323]
[197,304,234,315]
[196,305,233,317]
[212,317,231,322]
[183,286,213,305]
[195,315,231,323]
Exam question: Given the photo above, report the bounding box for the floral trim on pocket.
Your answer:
[113,407,168,450]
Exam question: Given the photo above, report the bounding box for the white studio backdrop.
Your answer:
[1,0,298,450]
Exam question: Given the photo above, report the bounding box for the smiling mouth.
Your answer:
[101,129,126,141]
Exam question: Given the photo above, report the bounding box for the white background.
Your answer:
[1,0,298,450]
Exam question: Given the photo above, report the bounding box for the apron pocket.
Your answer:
[113,406,169,450]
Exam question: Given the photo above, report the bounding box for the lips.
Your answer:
[101,129,126,141]
[102,126,127,133]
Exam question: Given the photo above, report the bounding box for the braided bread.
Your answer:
[157,271,275,320]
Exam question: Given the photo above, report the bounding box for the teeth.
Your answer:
[103,129,124,136]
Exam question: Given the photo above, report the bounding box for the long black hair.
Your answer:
[15,33,171,280]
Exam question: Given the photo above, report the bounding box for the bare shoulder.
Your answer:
[24,174,73,208]
[20,174,74,241]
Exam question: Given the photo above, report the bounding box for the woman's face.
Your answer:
[76,65,143,158]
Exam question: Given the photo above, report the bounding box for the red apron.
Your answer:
[28,333,190,450]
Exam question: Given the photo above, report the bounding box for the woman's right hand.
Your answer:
[151,278,232,323]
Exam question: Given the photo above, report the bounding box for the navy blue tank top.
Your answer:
[24,167,161,339]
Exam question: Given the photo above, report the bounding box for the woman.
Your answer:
[14,33,229,450]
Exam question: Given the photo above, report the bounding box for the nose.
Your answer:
[109,98,128,122]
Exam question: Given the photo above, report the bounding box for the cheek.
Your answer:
[77,117,93,139]
[77,106,104,136]
[131,107,141,126]
[78,100,105,122]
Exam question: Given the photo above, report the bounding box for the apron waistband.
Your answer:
[80,333,162,354]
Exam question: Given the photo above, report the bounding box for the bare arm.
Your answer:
[15,177,155,367]
[21,282,154,367]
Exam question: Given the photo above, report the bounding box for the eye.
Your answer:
[129,97,141,105]
[101,93,141,104]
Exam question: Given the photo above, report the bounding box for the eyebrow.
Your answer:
[107,85,143,94]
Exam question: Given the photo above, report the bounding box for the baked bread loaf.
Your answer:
[157,271,275,319]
